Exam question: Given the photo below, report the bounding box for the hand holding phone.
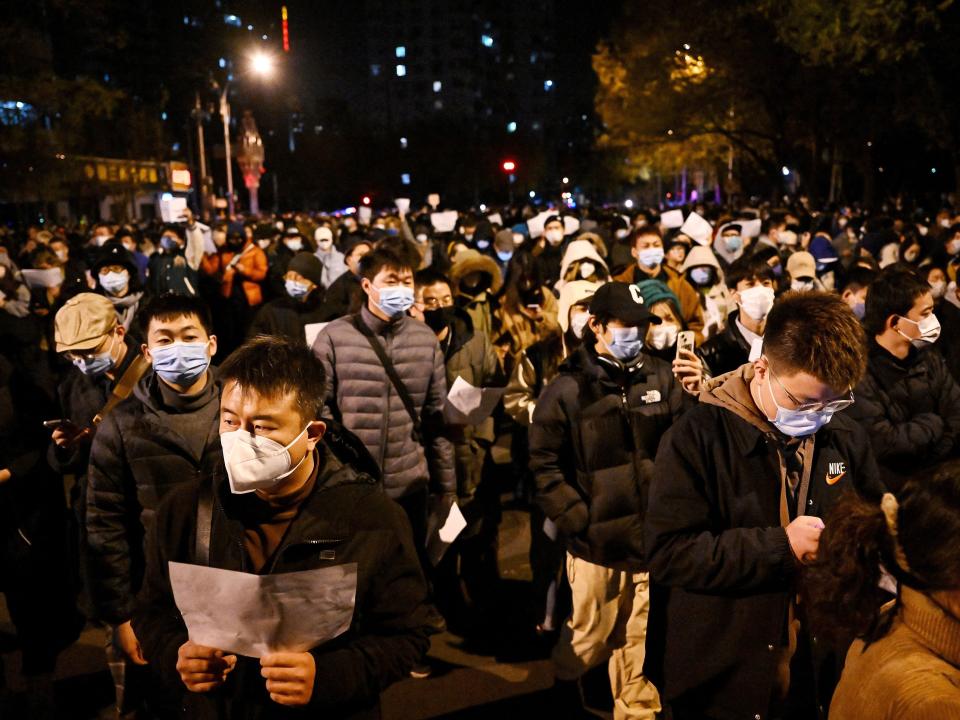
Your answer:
[676,330,695,358]
[46,419,90,448]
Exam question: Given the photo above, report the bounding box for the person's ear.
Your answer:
[207,335,218,359]
[361,277,372,295]
[141,343,151,361]
[630,245,639,259]
[587,316,603,335]
[753,355,769,380]
[304,420,326,452]
[115,325,126,341]
[887,314,900,332]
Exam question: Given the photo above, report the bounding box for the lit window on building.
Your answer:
[396,46,406,58]
[0,100,36,126]
[396,64,407,77]
[506,121,517,133]
[371,64,381,77]
[544,79,554,91]
[224,14,241,27]
[481,34,494,48]
[400,137,408,149]
[401,173,411,185]
[433,80,442,92]
[219,57,227,68]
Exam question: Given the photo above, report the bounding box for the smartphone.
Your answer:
[42,419,67,429]
[676,331,695,358]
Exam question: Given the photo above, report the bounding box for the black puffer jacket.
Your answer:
[847,340,960,490]
[133,442,433,720]
[85,371,222,624]
[529,344,687,571]
[248,289,331,344]
[697,310,753,378]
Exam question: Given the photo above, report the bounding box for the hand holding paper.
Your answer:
[169,561,357,658]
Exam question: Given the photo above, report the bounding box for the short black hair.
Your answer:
[414,267,451,290]
[218,336,326,423]
[765,291,867,391]
[863,267,931,337]
[359,246,414,281]
[138,294,214,337]
[726,255,776,290]
[838,266,878,294]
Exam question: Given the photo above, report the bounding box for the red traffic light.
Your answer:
[501,160,517,173]
[362,195,372,206]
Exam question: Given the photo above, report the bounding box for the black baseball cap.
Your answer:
[589,282,661,326]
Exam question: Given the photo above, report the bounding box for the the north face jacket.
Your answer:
[529,343,687,571]
[312,305,455,500]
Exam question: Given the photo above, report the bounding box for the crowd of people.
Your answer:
[2,196,960,719]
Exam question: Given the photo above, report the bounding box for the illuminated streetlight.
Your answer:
[250,51,275,77]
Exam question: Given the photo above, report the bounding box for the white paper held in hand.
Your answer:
[169,561,358,658]
[304,322,329,349]
[430,210,459,233]
[443,376,506,426]
[439,503,467,544]
[395,198,410,214]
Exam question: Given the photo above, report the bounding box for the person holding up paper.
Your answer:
[414,268,505,634]
[613,226,706,344]
[530,282,689,719]
[133,337,433,717]
[248,252,333,344]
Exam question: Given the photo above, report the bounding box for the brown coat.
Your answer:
[614,263,705,344]
[200,241,268,307]
[831,587,960,720]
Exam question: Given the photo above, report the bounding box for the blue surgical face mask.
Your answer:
[852,300,865,320]
[375,285,415,318]
[497,250,513,262]
[160,235,179,252]
[73,335,117,377]
[637,247,664,268]
[690,267,713,286]
[285,279,310,299]
[601,326,644,364]
[476,239,491,250]
[724,235,743,253]
[99,270,129,296]
[764,367,833,437]
[150,341,211,388]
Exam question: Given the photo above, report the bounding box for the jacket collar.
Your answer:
[561,344,651,387]
[446,308,475,358]
[360,303,405,336]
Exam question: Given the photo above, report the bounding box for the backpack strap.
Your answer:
[194,476,214,566]
[92,353,152,426]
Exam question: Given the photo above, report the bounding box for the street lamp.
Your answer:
[219,51,276,217]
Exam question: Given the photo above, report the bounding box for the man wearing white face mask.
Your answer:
[849,268,960,489]
[532,215,568,287]
[698,257,778,377]
[312,245,455,565]
[133,336,434,717]
[530,282,687,719]
[86,294,221,715]
[647,292,883,720]
[313,225,348,288]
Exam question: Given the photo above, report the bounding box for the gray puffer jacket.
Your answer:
[313,305,455,500]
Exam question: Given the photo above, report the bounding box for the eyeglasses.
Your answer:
[767,359,855,413]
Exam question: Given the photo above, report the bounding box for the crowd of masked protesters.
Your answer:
[2,196,960,719]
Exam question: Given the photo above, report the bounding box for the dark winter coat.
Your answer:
[529,344,687,571]
[85,370,222,624]
[645,365,884,720]
[937,299,960,383]
[324,271,364,319]
[697,309,753,378]
[847,340,960,490]
[248,289,331,345]
[312,305,455,500]
[132,443,433,720]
